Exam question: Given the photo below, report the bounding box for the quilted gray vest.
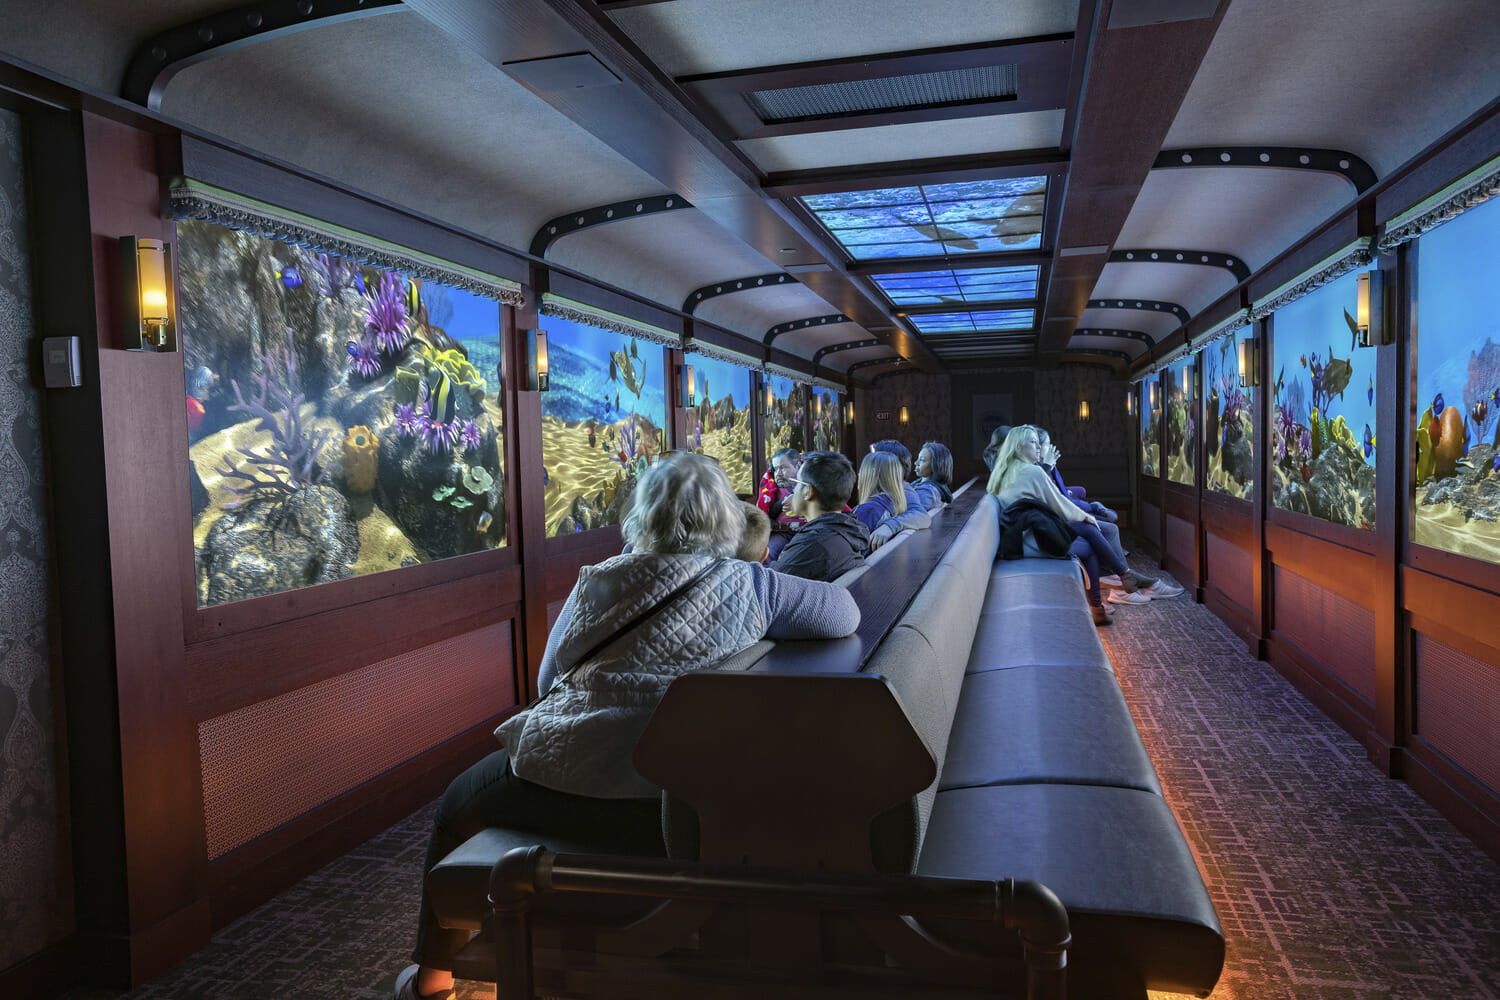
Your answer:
[497,553,764,799]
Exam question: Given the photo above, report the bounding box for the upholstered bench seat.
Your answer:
[965,605,1112,672]
[939,665,1162,795]
[982,562,1089,613]
[918,783,1224,997]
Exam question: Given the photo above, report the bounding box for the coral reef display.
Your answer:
[1269,270,1377,530]
[539,317,668,536]
[1204,330,1255,499]
[1413,196,1500,562]
[764,375,807,466]
[683,354,753,495]
[1164,357,1196,486]
[179,219,506,607]
[1141,380,1159,477]
[811,389,841,452]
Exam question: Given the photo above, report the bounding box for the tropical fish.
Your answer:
[1274,365,1285,396]
[542,467,549,486]
[1433,392,1445,414]
[1362,423,1375,459]
[1368,376,1374,407]
[1494,453,1500,473]
[1299,354,1307,369]
[353,272,366,294]
[405,277,422,318]
[630,338,638,360]
[1321,347,1353,401]
[188,364,220,399]
[609,348,647,397]
[476,511,493,533]
[614,392,620,411]
[427,368,456,424]
[609,356,617,382]
[276,265,303,288]
[1343,308,1360,349]
[186,394,205,431]
[1472,399,1488,427]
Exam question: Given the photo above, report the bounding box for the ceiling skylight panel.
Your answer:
[871,265,1038,305]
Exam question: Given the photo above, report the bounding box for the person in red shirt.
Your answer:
[756,448,804,559]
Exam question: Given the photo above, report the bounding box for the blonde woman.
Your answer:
[853,451,931,549]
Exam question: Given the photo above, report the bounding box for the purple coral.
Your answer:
[420,415,452,454]
[395,402,420,437]
[462,419,482,451]
[216,346,331,506]
[1299,427,1312,456]
[617,411,638,461]
[348,336,381,378]
[365,272,410,354]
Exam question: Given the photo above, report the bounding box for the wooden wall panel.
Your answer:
[1206,531,1253,614]
[1140,499,1160,546]
[1272,565,1377,707]
[1413,632,1500,796]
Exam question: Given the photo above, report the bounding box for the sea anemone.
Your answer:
[462,419,483,451]
[348,336,382,378]
[365,271,410,354]
[420,416,452,454]
[1299,427,1312,456]
[394,402,420,437]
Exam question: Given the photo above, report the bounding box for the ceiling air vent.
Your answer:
[744,65,1018,125]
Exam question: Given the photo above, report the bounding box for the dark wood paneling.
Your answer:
[1405,568,1500,658]
[1205,530,1254,615]
[1266,521,1377,608]
[1405,741,1500,865]
[1202,493,1252,547]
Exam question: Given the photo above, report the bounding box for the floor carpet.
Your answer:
[60,558,1500,1000]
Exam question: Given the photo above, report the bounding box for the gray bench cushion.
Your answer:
[939,666,1161,794]
[982,568,1087,613]
[967,606,1113,672]
[917,783,1224,996]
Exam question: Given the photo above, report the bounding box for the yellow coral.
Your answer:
[418,345,487,397]
[343,425,379,494]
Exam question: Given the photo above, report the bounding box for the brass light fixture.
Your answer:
[899,405,910,425]
[121,236,177,352]
[844,400,855,424]
[1078,399,1091,421]
[1356,270,1389,346]
[679,364,696,407]
[1237,336,1260,388]
[524,329,549,391]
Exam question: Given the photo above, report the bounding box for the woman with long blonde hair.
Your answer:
[853,451,930,549]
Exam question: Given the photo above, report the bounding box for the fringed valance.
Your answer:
[539,294,681,347]
[1248,238,1373,321]
[1379,152,1500,252]
[764,362,813,385]
[810,377,845,394]
[167,178,524,305]
[1138,340,1194,379]
[1191,309,1252,354]
[683,339,762,369]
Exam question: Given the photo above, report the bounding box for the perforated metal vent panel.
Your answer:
[745,65,1018,123]
[1414,632,1500,793]
[1166,513,1194,568]
[1272,566,1375,705]
[1141,501,1160,544]
[1206,532,1253,612]
[199,621,513,859]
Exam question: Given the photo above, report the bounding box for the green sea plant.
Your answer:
[461,464,494,494]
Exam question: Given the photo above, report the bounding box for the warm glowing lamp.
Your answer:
[1078,399,1091,421]
[679,364,696,407]
[1126,391,1135,416]
[762,378,774,415]
[813,392,822,418]
[1149,380,1159,412]
[1237,336,1260,388]
[121,236,177,352]
[524,329,549,391]
[844,400,855,424]
[899,405,910,425]
[1356,271,1388,346]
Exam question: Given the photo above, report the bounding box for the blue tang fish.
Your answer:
[1367,376,1373,406]
[1362,424,1375,459]
[276,265,303,289]
[1433,391,1445,414]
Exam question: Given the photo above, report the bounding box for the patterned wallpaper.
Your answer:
[1035,365,1132,458]
[856,371,952,466]
[0,107,72,969]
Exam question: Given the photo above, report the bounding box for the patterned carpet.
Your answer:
[61,556,1500,1000]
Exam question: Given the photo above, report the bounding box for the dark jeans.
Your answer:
[1068,536,1104,607]
[1068,520,1129,581]
[412,749,666,969]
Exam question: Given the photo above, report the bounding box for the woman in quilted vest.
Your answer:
[397,452,860,1000]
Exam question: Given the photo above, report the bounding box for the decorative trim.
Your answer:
[813,338,881,365]
[530,194,691,258]
[1071,328,1155,346]
[539,294,681,347]
[1086,297,1191,324]
[810,377,845,394]
[763,313,850,345]
[1379,152,1500,251]
[847,357,904,375]
[1109,248,1250,282]
[764,361,814,384]
[683,273,798,314]
[1139,341,1196,378]
[1193,308,1252,349]
[684,339,762,368]
[168,178,524,304]
[1155,146,1377,193]
[1248,238,1373,321]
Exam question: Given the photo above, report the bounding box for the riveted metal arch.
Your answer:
[1072,328,1156,347]
[1086,298,1190,325]
[531,194,692,258]
[872,368,923,385]
[1109,248,1250,282]
[1154,147,1377,194]
[813,339,882,365]
[846,357,904,376]
[684,273,800,315]
[764,314,851,345]
[1065,347,1133,363]
[122,0,404,109]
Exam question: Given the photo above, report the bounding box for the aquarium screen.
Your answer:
[1269,269,1378,529]
[1141,378,1159,478]
[1204,327,1255,499]
[811,388,841,453]
[1413,194,1500,562]
[764,375,808,464]
[684,354,753,495]
[178,219,506,608]
[539,317,667,536]
[1165,356,1196,486]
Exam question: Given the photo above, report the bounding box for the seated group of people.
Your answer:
[984,423,1182,625]
[752,440,956,582]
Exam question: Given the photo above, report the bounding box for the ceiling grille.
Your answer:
[746,65,1018,124]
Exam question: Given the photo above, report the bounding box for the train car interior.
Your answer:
[2,1,1499,998]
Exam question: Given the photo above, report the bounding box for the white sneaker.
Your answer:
[1143,580,1185,598]
[1106,589,1151,605]
[1099,574,1123,588]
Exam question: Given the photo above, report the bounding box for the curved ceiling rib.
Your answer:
[1153,146,1377,193]
[1085,298,1190,325]
[1108,248,1249,282]
[813,339,882,365]
[763,314,850,345]
[531,194,691,257]
[1065,347,1131,364]
[1071,328,1156,347]
[683,273,799,314]
[122,0,403,109]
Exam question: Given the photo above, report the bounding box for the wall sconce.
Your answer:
[1237,336,1260,388]
[678,364,696,407]
[121,236,177,352]
[1356,271,1390,347]
[524,328,549,391]
[844,400,855,424]
[899,405,910,425]
[813,392,822,418]
[1149,381,1159,412]
[1078,399,1091,421]
[1126,391,1135,417]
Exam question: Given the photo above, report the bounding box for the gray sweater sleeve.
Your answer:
[880,506,932,533]
[535,585,580,696]
[751,563,861,639]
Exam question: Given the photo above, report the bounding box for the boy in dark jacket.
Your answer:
[772,451,869,582]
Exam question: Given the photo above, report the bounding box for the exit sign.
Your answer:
[875,410,892,421]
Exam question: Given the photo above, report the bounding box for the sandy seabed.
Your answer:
[1205,449,1252,499]
[1414,502,1500,564]
[698,420,753,495]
